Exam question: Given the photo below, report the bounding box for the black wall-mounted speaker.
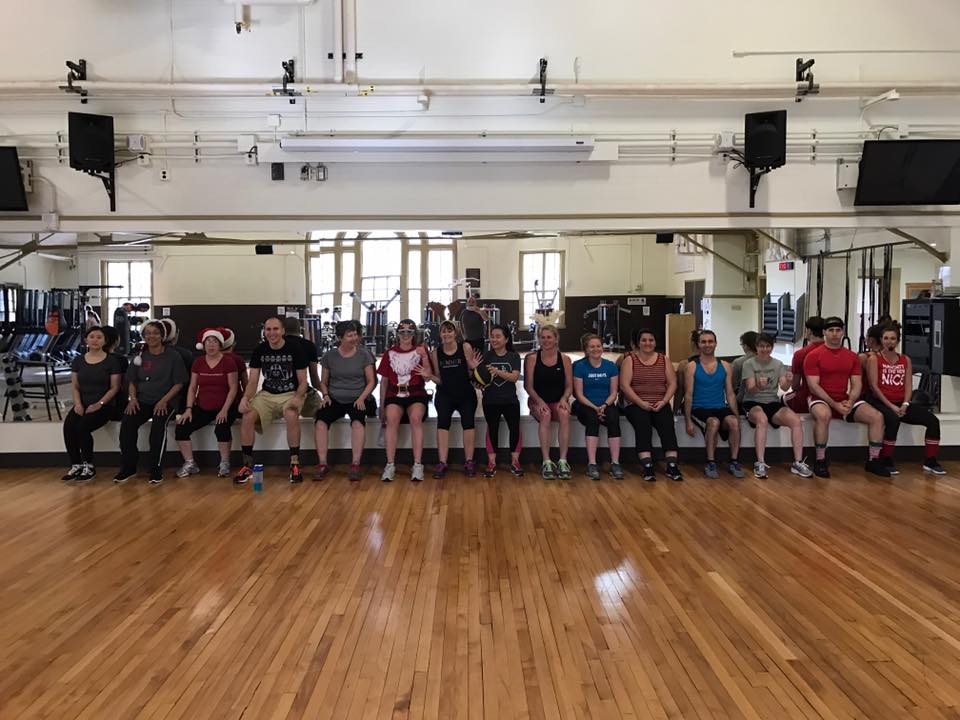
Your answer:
[744,110,787,169]
[68,112,115,173]
[655,233,674,244]
[255,244,274,255]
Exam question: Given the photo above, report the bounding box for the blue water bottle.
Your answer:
[252,464,264,493]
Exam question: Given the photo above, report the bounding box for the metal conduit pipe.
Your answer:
[4,79,960,99]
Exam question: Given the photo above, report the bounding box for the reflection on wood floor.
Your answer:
[1,463,959,719]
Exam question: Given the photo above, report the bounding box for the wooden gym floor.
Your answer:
[1,464,959,720]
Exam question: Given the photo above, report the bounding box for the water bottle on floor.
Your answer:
[252,464,264,493]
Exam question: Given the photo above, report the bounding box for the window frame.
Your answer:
[519,249,565,328]
[100,259,153,321]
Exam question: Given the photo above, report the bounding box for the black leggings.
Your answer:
[483,402,521,459]
[435,390,478,430]
[623,404,678,454]
[119,403,175,472]
[573,401,621,438]
[867,397,940,442]
[63,406,114,464]
[174,406,238,443]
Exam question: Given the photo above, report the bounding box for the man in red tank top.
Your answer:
[785,316,824,413]
[866,324,945,475]
[804,317,888,478]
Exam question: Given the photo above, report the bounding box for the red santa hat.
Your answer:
[221,327,236,349]
[196,327,226,350]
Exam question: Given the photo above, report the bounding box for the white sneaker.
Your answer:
[753,461,769,479]
[791,460,814,478]
[176,460,200,478]
[381,462,396,482]
[62,464,83,482]
[217,460,231,478]
[411,462,424,482]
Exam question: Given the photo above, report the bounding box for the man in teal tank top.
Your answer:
[683,330,744,478]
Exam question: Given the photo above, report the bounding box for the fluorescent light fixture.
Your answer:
[279,137,594,153]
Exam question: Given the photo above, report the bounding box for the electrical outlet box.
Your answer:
[267,114,282,128]
[137,154,151,167]
[160,168,170,181]
[245,152,258,166]
[127,134,146,152]
[715,131,737,153]
[42,212,59,230]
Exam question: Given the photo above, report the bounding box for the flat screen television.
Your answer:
[855,139,960,206]
[0,147,28,212]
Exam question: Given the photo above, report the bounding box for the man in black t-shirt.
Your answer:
[235,316,309,484]
[283,317,322,420]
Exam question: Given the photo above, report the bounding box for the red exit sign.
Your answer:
[778,261,795,270]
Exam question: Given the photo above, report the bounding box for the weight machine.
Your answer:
[350,288,401,354]
[583,301,632,351]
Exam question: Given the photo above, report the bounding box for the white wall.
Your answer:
[457,234,698,299]
[0,253,61,288]
[5,0,960,83]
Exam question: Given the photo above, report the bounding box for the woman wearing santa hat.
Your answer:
[174,328,240,478]
[220,327,248,395]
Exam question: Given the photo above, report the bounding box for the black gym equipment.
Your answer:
[350,289,400,354]
[583,301,632,351]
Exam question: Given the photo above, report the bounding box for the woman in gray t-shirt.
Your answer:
[115,320,187,484]
[62,326,123,482]
[741,333,812,479]
[313,320,376,481]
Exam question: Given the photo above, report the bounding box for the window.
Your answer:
[521,251,564,324]
[308,235,358,320]
[103,260,152,321]
[307,231,458,326]
[361,238,402,324]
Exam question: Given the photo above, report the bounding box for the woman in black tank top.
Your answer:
[422,321,482,478]
[523,325,573,479]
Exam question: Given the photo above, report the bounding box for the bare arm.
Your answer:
[562,355,574,404]
[866,355,897,411]
[308,362,322,391]
[723,360,738,415]
[242,368,260,403]
[294,368,308,400]
[524,353,541,404]
[573,376,591,408]
[605,374,619,407]
[660,357,677,408]
[319,365,331,398]
[71,371,82,407]
[847,374,862,405]
[185,372,199,409]
[903,356,913,404]
[619,354,644,406]
[683,362,696,425]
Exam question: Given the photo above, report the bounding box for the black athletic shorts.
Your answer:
[741,401,785,429]
[691,407,735,440]
[315,398,366,426]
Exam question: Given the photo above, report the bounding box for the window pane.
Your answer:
[310,240,336,250]
[107,262,130,297]
[408,290,422,322]
[408,250,421,288]
[361,239,401,278]
[310,254,335,296]
[427,237,453,246]
[427,249,453,290]
[340,252,356,318]
[522,253,541,291]
[130,261,152,297]
[311,293,334,313]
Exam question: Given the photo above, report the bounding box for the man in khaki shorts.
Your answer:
[235,316,308,484]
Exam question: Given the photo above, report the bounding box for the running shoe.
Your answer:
[923,458,947,475]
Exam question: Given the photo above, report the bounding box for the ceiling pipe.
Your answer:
[332,0,343,84]
[5,79,960,100]
[342,0,357,84]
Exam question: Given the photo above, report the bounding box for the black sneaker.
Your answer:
[234,465,253,485]
[149,468,163,485]
[77,463,96,482]
[62,464,83,482]
[113,468,136,484]
[813,459,830,478]
[665,461,683,481]
[641,462,656,482]
[883,456,899,475]
[923,458,947,475]
[289,463,303,484]
[865,459,892,478]
[510,462,524,476]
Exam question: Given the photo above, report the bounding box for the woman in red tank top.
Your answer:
[619,328,681,481]
[866,325,944,475]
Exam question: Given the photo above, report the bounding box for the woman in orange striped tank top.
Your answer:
[619,328,682,481]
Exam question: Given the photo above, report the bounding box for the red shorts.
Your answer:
[528,398,566,421]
